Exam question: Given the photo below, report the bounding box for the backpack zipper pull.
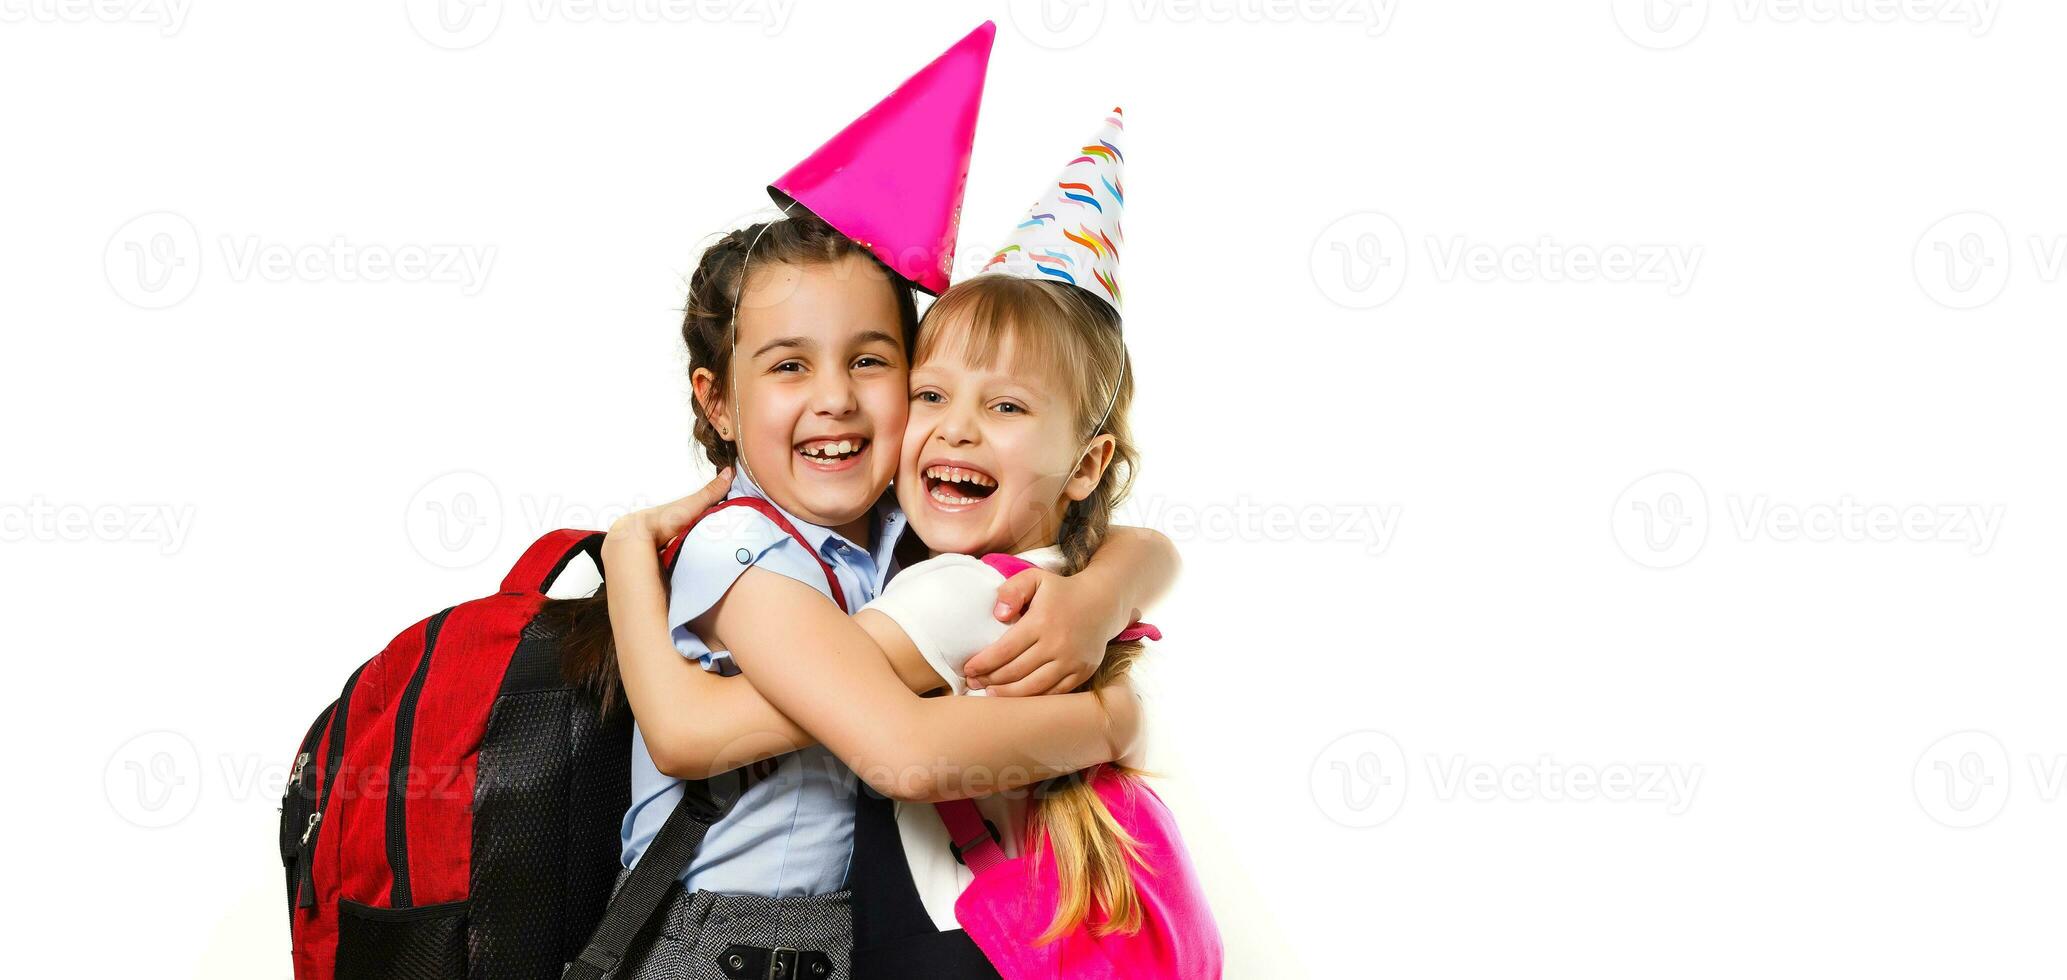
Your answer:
[289,752,311,789]
[294,813,322,909]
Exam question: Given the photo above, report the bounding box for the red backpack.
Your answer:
[282,502,829,980]
[281,529,630,980]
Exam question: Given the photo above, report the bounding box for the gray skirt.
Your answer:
[600,867,854,980]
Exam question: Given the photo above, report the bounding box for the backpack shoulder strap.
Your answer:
[978,552,1162,643]
[500,529,605,595]
[934,553,1161,877]
[568,498,855,977]
[936,539,1011,875]
[978,552,1038,578]
[565,780,742,980]
[659,497,847,610]
[934,797,1008,876]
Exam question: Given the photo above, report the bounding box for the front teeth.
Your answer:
[802,440,860,459]
[923,465,995,487]
[930,485,979,505]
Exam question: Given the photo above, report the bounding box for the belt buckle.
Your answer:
[765,946,797,980]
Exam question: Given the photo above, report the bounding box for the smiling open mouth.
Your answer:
[798,437,868,465]
[923,464,998,506]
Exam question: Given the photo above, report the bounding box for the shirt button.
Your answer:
[735,548,751,564]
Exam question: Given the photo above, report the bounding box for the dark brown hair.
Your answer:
[544,211,920,711]
[680,211,921,469]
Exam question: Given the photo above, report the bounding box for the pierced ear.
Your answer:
[1066,435,1118,503]
[691,368,734,441]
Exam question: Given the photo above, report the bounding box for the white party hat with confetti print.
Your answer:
[980,107,1126,311]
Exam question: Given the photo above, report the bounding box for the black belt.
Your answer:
[718,943,833,980]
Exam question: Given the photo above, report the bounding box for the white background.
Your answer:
[5,0,2064,976]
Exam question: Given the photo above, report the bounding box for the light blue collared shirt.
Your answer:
[621,468,907,896]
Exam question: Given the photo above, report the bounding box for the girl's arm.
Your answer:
[963,525,1181,696]
[607,551,941,779]
[610,567,809,781]
[607,478,1138,797]
[697,567,1136,802]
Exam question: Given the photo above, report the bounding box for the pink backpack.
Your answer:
[931,554,1224,979]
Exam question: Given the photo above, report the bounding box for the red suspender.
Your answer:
[659,496,847,610]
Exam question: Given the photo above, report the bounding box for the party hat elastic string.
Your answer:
[724,200,797,494]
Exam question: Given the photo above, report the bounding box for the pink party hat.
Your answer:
[769,21,995,296]
[981,107,1126,311]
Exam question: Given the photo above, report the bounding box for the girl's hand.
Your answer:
[602,467,733,568]
[963,569,1125,697]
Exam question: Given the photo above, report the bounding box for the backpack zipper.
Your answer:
[385,607,452,909]
[298,664,365,909]
[280,704,333,912]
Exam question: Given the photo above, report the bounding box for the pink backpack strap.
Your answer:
[931,554,1030,877]
[933,798,1007,876]
[937,552,1161,879]
[978,552,1037,578]
[979,552,1162,644]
